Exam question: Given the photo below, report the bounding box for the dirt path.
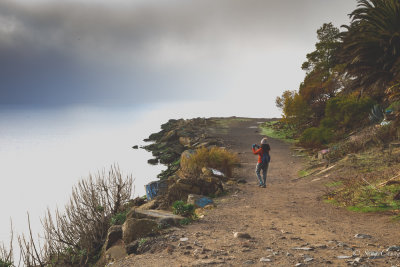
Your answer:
[115,118,400,266]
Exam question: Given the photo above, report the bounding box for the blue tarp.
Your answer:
[145,180,168,200]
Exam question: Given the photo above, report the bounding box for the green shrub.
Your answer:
[110,211,127,225]
[172,201,195,217]
[299,126,333,148]
[325,95,374,130]
[0,259,13,267]
[179,218,192,225]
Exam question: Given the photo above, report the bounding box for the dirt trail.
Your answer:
[116,119,400,266]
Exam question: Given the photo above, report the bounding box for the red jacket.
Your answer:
[252,147,265,163]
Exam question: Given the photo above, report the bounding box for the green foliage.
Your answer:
[172,201,195,217]
[299,127,334,148]
[110,211,127,225]
[340,0,400,95]
[179,218,192,225]
[259,121,296,143]
[275,90,313,130]
[0,259,13,267]
[325,95,374,129]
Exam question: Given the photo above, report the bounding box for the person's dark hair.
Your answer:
[261,143,270,152]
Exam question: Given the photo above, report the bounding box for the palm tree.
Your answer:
[340,0,400,99]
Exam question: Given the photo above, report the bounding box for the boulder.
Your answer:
[136,199,158,210]
[181,149,195,161]
[104,225,123,250]
[128,209,184,226]
[122,218,158,244]
[179,136,192,147]
[105,240,127,263]
[126,240,140,255]
[160,130,178,142]
[147,158,159,165]
[187,194,213,208]
[129,196,146,207]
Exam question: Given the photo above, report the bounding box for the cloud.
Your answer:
[0,0,357,106]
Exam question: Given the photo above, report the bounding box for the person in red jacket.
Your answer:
[252,137,271,188]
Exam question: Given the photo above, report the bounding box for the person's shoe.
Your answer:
[261,184,266,188]
[258,184,263,187]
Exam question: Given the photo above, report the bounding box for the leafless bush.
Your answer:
[0,221,16,267]
[17,164,133,266]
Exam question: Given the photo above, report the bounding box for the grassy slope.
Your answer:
[260,120,400,219]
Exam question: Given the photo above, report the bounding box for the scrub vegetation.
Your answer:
[274,0,400,215]
[180,146,239,177]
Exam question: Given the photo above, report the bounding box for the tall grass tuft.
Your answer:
[181,147,239,177]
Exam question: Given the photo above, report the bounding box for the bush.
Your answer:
[110,211,128,225]
[172,201,195,217]
[16,165,133,267]
[0,259,12,267]
[180,147,239,177]
[299,126,334,148]
[325,95,374,130]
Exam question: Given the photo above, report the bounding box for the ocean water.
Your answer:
[0,105,166,246]
[0,100,278,255]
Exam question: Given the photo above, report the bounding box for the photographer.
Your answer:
[251,138,271,188]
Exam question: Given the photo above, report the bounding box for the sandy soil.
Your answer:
[114,118,400,267]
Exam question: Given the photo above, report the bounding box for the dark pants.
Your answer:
[255,163,269,185]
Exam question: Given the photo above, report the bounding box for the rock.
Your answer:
[180,237,189,242]
[354,233,372,239]
[192,259,226,266]
[160,130,178,142]
[128,209,185,226]
[337,255,353,259]
[136,200,158,210]
[291,247,314,251]
[234,232,251,239]
[260,257,272,262]
[314,244,327,249]
[181,149,196,162]
[105,225,123,250]
[304,257,314,262]
[179,136,192,147]
[105,240,127,262]
[129,196,146,207]
[387,246,400,252]
[147,158,159,165]
[125,240,139,255]
[132,145,139,149]
[295,263,305,267]
[187,194,214,208]
[243,260,255,265]
[365,251,383,259]
[237,179,247,184]
[122,218,158,244]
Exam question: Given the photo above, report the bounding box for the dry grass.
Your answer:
[324,147,400,214]
[180,147,239,177]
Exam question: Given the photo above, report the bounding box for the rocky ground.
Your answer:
[113,118,400,266]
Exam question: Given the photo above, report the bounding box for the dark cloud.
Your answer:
[0,0,357,106]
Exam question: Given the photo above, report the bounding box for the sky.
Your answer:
[0,0,358,115]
